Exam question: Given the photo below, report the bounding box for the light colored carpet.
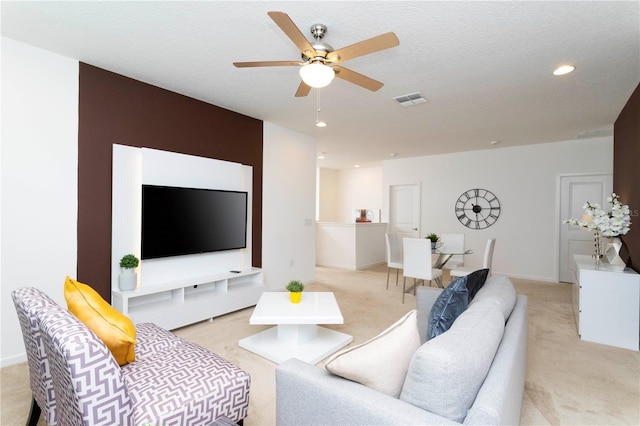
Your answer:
[2,265,639,425]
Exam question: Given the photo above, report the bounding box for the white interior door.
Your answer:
[559,174,612,282]
[389,184,420,238]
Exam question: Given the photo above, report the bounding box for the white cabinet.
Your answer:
[572,255,639,351]
[112,268,264,330]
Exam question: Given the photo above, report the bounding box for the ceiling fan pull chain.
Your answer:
[316,89,327,127]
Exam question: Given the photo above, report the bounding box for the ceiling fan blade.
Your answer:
[327,32,399,63]
[295,81,312,97]
[268,11,316,60]
[333,66,384,91]
[233,60,302,68]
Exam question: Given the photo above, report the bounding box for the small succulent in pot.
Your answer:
[119,254,140,270]
[286,280,304,293]
[118,254,139,291]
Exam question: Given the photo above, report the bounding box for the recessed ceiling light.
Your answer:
[490,140,500,146]
[317,155,325,159]
[390,153,398,157]
[354,164,360,168]
[553,65,575,76]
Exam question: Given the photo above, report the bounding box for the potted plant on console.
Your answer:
[286,280,304,304]
[119,254,139,291]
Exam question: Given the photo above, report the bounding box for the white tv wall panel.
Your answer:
[141,147,242,190]
[112,145,254,290]
[112,145,142,291]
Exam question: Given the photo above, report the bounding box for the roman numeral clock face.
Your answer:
[455,188,501,229]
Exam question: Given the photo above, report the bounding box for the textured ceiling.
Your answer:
[2,1,639,169]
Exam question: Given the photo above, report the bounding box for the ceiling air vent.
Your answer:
[393,92,427,107]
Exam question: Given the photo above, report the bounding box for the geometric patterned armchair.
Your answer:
[12,287,251,426]
[12,287,59,426]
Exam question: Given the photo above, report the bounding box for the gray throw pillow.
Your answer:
[427,276,468,340]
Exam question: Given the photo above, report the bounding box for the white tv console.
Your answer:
[112,268,264,330]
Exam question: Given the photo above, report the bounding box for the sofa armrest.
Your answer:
[416,286,443,344]
[276,358,458,425]
[416,285,443,312]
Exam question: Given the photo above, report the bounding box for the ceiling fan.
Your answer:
[233,11,399,97]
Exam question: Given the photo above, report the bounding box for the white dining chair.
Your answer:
[450,238,496,279]
[402,238,443,303]
[385,233,404,289]
[439,233,465,269]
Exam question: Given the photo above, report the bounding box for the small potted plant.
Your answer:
[118,254,139,291]
[426,233,439,249]
[286,280,304,304]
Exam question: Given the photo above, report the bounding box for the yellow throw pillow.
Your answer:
[64,276,136,366]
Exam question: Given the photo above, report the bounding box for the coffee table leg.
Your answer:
[277,324,318,344]
[239,325,352,364]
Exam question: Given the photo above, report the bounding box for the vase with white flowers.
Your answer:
[564,193,631,269]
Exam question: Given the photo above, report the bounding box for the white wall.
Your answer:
[317,168,339,222]
[263,122,317,289]
[336,167,383,222]
[318,166,383,223]
[1,38,79,366]
[383,138,613,282]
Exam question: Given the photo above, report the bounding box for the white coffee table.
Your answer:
[238,292,353,364]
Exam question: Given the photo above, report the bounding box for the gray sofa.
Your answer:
[276,275,528,425]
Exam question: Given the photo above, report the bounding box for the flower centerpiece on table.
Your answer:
[563,193,631,262]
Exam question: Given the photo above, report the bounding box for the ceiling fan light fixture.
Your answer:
[299,62,335,88]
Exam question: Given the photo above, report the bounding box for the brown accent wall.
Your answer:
[78,63,263,301]
[613,82,640,272]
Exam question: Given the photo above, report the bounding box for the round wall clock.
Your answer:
[455,188,501,229]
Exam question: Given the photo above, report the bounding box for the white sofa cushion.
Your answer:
[399,299,505,422]
[471,274,516,321]
[325,310,420,398]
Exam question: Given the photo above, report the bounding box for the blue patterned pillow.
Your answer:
[427,276,469,339]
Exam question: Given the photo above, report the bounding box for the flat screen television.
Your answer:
[141,185,248,260]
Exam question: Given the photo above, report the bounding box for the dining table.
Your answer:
[432,249,473,269]
[405,247,474,293]
[426,248,473,288]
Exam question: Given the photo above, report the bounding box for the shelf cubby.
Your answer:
[112,267,264,330]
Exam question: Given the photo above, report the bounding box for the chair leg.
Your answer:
[402,277,406,304]
[386,266,391,290]
[27,397,41,426]
[395,268,400,286]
